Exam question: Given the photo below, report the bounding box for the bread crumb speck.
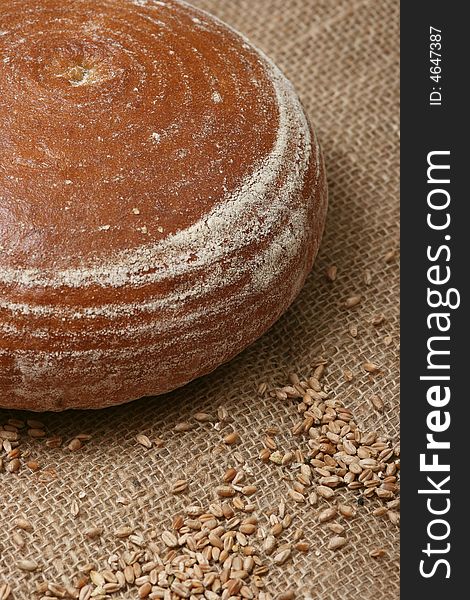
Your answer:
[212,91,222,104]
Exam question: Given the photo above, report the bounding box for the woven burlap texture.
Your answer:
[0,0,399,597]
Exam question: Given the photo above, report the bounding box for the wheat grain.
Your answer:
[370,394,385,412]
[14,517,33,532]
[16,559,39,572]
[68,438,82,452]
[318,508,337,523]
[273,549,291,565]
[224,432,240,445]
[344,295,362,308]
[136,434,152,449]
[171,479,189,494]
[0,583,12,600]
[327,536,347,551]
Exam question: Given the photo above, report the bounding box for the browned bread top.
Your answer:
[0,0,327,410]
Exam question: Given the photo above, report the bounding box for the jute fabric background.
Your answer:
[0,0,399,597]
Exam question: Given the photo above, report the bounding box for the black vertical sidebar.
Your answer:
[401,2,467,598]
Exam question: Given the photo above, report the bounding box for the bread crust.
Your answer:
[0,0,327,410]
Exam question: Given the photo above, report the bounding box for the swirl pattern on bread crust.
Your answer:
[0,0,327,410]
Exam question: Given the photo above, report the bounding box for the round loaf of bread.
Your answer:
[0,0,327,411]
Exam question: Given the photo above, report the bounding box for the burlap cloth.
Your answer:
[0,0,399,597]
